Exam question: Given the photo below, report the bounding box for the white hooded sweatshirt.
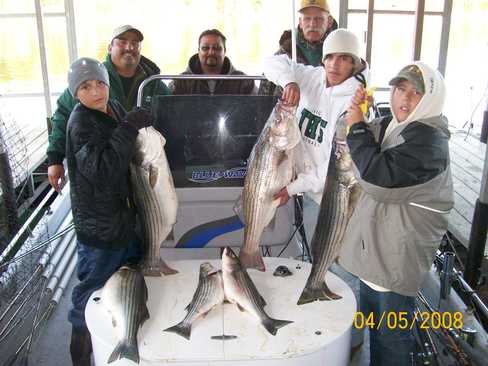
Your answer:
[262,54,369,204]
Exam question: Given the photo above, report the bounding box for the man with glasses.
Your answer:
[259,0,337,96]
[47,25,170,193]
[171,29,255,95]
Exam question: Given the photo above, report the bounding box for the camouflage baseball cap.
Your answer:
[389,64,425,94]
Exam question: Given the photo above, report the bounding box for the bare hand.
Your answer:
[282,82,300,106]
[273,187,290,207]
[346,86,366,127]
[48,164,65,193]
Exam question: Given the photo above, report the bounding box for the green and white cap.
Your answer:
[389,64,425,94]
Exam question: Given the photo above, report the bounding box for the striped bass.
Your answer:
[101,264,149,364]
[240,102,300,271]
[297,120,361,305]
[164,262,225,340]
[130,126,178,276]
[222,247,292,335]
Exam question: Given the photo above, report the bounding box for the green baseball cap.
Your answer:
[389,64,425,94]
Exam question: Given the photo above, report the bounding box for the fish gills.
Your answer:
[222,247,292,336]
[102,265,149,364]
[164,262,225,340]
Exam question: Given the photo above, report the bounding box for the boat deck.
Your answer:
[447,131,487,256]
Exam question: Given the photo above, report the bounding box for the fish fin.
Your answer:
[321,282,342,300]
[132,144,144,166]
[236,303,246,312]
[164,322,191,340]
[111,316,117,328]
[243,270,267,307]
[202,309,213,318]
[107,340,139,364]
[160,259,178,275]
[239,250,266,272]
[347,184,362,219]
[262,317,293,336]
[142,266,162,277]
[143,277,149,302]
[297,282,341,305]
[148,164,158,188]
[139,303,150,325]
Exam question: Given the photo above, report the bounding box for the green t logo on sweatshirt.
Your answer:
[299,108,328,143]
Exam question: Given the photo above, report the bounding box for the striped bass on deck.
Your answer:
[297,120,361,305]
[130,126,178,276]
[222,247,292,335]
[240,102,300,271]
[164,262,225,340]
[101,264,149,364]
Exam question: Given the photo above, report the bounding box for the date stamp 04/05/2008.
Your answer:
[353,311,463,330]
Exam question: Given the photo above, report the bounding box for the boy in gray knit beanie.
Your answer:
[68,57,109,98]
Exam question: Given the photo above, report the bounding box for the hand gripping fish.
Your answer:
[164,262,225,340]
[102,264,149,364]
[239,102,301,271]
[297,119,361,305]
[130,126,178,276]
[222,247,292,335]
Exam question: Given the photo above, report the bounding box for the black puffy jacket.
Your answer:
[66,100,138,249]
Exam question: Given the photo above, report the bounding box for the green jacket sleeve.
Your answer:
[47,88,77,165]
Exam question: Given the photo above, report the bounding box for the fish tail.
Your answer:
[160,259,178,275]
[107,340,139,364]
[142,265,162,277]
[262,317,293,336]
[164,322,191,340]
[297,282,342,305]
[239,250,265,272]
[321,281,342,300]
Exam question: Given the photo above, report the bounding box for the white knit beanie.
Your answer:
[322,29,362,72]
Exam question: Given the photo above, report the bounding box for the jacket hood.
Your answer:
[186,54,236,75]
[389,61,446,128]
[138,55,160,75]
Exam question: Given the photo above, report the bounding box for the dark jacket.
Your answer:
[259,19,338,96]
[47,54,170,166]
[170,54,255,95]
[66,100,139,249]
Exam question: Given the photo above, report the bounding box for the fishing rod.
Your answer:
[434,253,488,327]
[0,223,74,269]
[417,289,488,366]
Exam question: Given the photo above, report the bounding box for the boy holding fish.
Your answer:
[64,57,151,365]
[340,61,453,365]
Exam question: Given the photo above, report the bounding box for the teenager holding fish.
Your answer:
[262,28,368,350]
[340,61,453,365]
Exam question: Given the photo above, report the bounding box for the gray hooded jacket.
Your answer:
[338,61,454,296]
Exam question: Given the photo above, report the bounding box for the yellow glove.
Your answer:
[359,87,377,114]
